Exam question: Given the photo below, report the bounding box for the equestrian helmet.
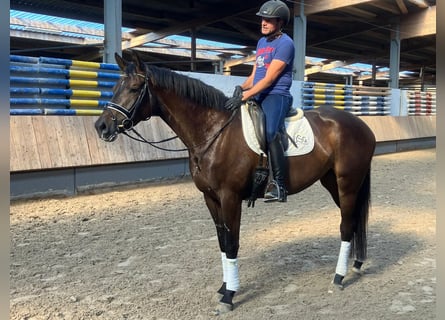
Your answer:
[256,0,290,25]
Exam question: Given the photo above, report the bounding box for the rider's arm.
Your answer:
[240,63,257,91]
[241,59,287,101]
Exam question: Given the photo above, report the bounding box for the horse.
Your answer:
[95,49,376,312]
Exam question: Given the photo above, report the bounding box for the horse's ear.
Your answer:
[114,52,127,71]
[129,49,146,74]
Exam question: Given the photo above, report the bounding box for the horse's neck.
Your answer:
[157,94,224,150]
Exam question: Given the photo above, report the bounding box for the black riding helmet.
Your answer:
[256,0,290,25]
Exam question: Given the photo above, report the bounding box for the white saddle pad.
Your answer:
[240,103,315,157]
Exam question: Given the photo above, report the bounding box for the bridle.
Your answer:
[104,72,184,152]
[104,73,150,133]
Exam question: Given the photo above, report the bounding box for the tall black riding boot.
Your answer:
[264,134,287,202]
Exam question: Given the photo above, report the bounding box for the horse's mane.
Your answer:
[145,64,229,111]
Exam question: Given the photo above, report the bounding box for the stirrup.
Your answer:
[264,180,287,202]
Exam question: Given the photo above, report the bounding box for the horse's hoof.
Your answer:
[211,302,233,315]
[328,281,344,293]
[328,274,344,293]
[352,267,364,275]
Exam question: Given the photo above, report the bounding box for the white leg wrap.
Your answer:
[221,252,228,283]
[335,241,351,277]
[225,258,240,292]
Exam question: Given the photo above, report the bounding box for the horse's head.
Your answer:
[95,50,154,142]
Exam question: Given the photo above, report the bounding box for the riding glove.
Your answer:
[224,86,244,111]
[232,85,243,98]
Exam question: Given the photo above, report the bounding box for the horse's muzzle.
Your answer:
[95,117,118,142]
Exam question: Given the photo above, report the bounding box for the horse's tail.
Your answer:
[351,168,371,262]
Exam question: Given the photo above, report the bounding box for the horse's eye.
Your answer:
[129,88,139,93]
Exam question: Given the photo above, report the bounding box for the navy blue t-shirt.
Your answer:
[253,33,294,99]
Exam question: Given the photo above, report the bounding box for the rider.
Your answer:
[225,0,294,202]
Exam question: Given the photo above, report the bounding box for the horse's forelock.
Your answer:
[124,62,138,77]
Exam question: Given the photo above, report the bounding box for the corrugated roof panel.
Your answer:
[10,9,135,32]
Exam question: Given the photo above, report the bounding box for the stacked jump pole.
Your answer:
[406,90,436,115]
[10,55,119,116]
[9,54,191,176]
[12,55,430,118]
[302,82,391,115]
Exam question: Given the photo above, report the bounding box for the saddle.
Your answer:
[245,99,293,154]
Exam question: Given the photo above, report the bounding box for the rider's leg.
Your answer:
[264,133,287,202]
[260,94,291,202]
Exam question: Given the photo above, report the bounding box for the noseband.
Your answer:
[105,73,151,132]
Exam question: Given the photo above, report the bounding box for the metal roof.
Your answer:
[10,0,436,86]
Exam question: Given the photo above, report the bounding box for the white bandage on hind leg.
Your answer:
[335,241,351,277]
[221,252,228,283]
[225,258,240,292]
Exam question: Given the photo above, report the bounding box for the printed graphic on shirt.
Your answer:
[257,46,274,55]
[256,55,265,68]
[256,46,275,69]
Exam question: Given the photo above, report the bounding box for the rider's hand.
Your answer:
[232,85,243,98]
[224,86,243,111]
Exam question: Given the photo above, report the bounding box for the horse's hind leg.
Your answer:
[321,171,369,289]
[320,173,350,288]
[320,170,340,206]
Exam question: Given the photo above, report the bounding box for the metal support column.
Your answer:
[389,23,400,89]
[371,61,377,86]
[104,0,122,63]
[190,28,197,71]
[293,0,306,81]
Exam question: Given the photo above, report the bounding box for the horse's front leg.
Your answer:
[217,224,240,307]
[204,193,242,311]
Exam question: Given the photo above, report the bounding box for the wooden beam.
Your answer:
[400,5,436,40]
[395,0,409,14]
[308,24,384,48]
[223,54,255,68]
[224,55,318,69]
[135,44,221,61]
[357,71,391,80]
[224,18,259,42]
[308,15,358,24]
[406,0,429,9]
[122,24,198,50]
[368,0,402,15]
[305,60,347,75]
[338,6,377,19]
[304,0,376,15]
[121,9,253,49]
[151,38,250,57]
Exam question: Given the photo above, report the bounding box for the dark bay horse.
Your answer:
[95,50,376,312]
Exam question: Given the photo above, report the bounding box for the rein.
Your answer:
[122,109,237,152]
[122,129,186,152]
[105,72,237,153]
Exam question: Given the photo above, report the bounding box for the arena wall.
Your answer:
[10,113,435,199]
